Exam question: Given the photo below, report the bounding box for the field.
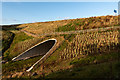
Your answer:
[1,15,120,79]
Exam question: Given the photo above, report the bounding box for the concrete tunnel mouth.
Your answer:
[12,39,57,61]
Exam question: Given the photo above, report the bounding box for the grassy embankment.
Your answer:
[14,29,120,79]
[2,15,120,79]
[2,33,64,77]
[30,29,120,79]
[15,15,119,36]
[3,32,33,60]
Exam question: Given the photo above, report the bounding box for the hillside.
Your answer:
[17,15,119,35]
[2,15,120,79]
[1,31,14,56]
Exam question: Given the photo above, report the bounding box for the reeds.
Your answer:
[60,30,119,60]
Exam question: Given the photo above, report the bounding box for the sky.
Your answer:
[2,2,118,25]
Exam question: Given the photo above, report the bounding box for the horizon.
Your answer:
[2,2,118,25]
[1,15,118,26]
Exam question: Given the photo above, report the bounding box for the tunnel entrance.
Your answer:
[12,39,57,61]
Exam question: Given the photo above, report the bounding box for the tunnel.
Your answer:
[12,39,57,61]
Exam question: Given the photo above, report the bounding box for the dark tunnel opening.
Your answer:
[12,39,56,61]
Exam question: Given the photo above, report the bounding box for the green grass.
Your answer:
[12,32,33,45]
[42,34,76,65]
[44,40,68,64]
[67,34,76,42]
[46,60,120,79]
[60,34,76,42]
[3,32,33,60]
[70,51,119,67]
[56,23,76,32]
[2,30,15,54]
[2,56,43,75]
[42,48,120,79]
[118,29,120,32]
[46,49,120,78]
[7,51,120,79]
[7,60,120,79]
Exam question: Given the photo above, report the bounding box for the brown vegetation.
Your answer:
[17,15,119,35]
[60,30,120,60]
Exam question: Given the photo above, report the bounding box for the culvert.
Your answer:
[12,39,57,61]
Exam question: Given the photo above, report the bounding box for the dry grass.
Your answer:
[17,15,119,35]
[60,30,119,60]
[31,29,120,77]
[2,15,120,78]
[17,19,72,35]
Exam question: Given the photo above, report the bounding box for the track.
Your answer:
[22,26,120,37]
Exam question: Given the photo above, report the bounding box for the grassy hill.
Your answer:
[17,15,119,35]
[2,15,120,79]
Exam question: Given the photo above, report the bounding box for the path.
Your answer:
[22,26,120,37]
[21,30,38,37]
